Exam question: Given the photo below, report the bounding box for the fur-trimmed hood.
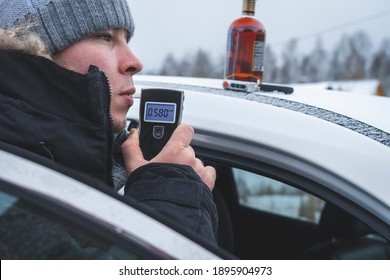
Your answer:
[0,27,50,58]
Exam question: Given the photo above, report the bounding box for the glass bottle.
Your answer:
[224,0,266,83]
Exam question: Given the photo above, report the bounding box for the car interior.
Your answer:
[302,202,390,260]
[210,163,390,260]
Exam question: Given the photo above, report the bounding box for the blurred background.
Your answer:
[128,0,390,96]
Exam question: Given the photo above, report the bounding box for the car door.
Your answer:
[0,183,160,259]
[193,130,390,260]
[0,143,227,260]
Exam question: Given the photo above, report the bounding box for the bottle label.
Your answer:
[253,41,265,71]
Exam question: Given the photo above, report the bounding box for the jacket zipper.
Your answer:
[101,72,115,188]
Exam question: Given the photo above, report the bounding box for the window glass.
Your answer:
[232,168,325,223]
[0,190,141,259]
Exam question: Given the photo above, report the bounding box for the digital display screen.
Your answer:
[144,102,176,123]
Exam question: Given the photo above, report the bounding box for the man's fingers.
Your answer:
[203,166,216,191]
[154,124,195,163]
[127,123,216,190]
[167,124,194,148]
[122,128,147,174]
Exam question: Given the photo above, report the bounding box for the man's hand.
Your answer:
[121,124,216,190]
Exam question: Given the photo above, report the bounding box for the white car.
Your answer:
[130,75,390,259]
[1,75,389,260]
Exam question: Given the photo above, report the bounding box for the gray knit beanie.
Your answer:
[0,0,134,54]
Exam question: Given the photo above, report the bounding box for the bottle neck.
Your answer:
[242,0,256,16]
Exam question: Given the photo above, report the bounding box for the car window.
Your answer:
[0,190,142,260]
[232,168,325,223]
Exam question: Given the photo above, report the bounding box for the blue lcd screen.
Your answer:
[144,102,176,123]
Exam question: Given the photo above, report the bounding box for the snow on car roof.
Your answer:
[134,76,390,149]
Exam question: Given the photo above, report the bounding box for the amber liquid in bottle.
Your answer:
[224,0,266,83]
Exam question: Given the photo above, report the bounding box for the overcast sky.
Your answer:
[127,0,390,72]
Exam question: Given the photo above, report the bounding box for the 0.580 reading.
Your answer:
[144,102,176,123]
[147,108,170,118]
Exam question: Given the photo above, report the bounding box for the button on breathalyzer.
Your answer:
[139,88,184,160]
[152,126,164,139]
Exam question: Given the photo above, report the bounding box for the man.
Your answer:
[0,0,217,258]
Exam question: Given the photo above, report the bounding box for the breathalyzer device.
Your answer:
[139,88,184,160]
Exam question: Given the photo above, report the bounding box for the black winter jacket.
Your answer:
[0,50,217,258]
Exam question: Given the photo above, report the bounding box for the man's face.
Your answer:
[53,28,143,132]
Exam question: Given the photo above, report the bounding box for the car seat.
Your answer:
[303,202,390,260]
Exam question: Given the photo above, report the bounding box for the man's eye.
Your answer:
[96,34,112,42]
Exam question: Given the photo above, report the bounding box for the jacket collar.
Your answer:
[0,50,115,187]
[0,49,110,125]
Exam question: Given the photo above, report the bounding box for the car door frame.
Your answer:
[192,129,390,259]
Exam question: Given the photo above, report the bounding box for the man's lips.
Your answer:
[119,86,136,96]
[119,88,136,106]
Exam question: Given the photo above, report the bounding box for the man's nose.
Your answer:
[121,48,143,75]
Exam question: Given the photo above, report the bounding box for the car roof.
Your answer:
[134,75,390,133]
[132,75,390,206]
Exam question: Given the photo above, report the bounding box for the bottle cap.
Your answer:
[242,0,256,16]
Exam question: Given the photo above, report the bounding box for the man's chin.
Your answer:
[112,118,127,133]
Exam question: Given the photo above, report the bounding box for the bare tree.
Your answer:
[279,39,300,83]
[158,53,179,76]
[328,31,372,80]
[300,38,328,82]
[370,39,390,96]
[346,31,372,79]
[264,45,279,83]
[191,49,214,78]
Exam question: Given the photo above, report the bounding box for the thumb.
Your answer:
[153,123,195,165]
[122,128,147,175]
[163,124,194,150]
